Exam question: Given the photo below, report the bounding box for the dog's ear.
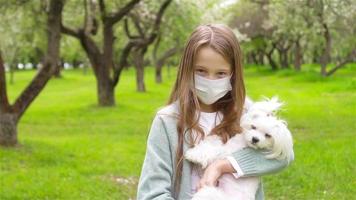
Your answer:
[266,122,293,163]
[263,96,284,116]
[268,96,284,113]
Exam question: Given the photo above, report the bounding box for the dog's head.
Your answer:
[241,115,293,162]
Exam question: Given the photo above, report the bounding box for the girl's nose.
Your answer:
[206,74,217,80]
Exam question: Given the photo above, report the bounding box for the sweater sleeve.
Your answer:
[229,147,294,177]
[136,115,175,200]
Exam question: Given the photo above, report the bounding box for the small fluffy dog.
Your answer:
[185,97,293,200]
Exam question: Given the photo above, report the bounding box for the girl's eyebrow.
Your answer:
[217,69,229,72]
[195,64,230,71]
[195,65,207,69]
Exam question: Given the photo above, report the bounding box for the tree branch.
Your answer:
[153,33,161,61]
[106,0,140,26]
[61,23,82,38]
[124,17,140,39]
[130,13,145,38]
[84,0,98,35]
[147,0,172,43]
[112,42,135,86]
[326,49,356,76]
[98,0,106,22]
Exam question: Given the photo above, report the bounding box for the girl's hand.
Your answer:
[197,159,234,190]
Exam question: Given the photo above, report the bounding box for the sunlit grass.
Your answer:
[1,64,355,199]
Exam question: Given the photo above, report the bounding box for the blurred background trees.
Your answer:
[0,0,355,146]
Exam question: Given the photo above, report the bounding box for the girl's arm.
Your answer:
[197,148,294,190]
[136,115,175,200]
[227,147,294,178]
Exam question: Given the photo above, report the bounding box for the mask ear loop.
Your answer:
[229,71,234,79]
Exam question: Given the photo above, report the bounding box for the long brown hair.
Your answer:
[167,24,246,197]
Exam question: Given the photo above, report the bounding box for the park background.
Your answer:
[0,0,355,199]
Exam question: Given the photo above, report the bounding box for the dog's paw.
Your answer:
[184,148,209,167]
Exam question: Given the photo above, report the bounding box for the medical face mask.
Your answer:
[194,74,232,105]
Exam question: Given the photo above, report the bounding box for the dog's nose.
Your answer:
[252,137,259,144]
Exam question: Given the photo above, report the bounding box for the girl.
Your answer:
[136,24,294,200]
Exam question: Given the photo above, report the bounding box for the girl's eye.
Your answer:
[195,69,206,74]
[265,133,271,138]
[251,125,256,130]
[217,72,227,77]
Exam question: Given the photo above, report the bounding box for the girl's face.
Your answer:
[194,46,232,80]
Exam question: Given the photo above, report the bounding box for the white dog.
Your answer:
[185,97,293,200]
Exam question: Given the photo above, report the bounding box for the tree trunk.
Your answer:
[154,46,179,83]
[312,49,319,63]
[155,64,163,83]
[266,55,278,70]
[294,40,302,71]
[53,63,62,78]
[265,46,278,70]
[320,23,331,76]
[96,67,115,106]
[86,53,115,106]
[133,49,146,92]
[76,25,116,106]
[136,66,145,92]
[258,50,264,65]
[249,52,256,64]
[264,42,278,70]
[0,114,18,147]
[276,40,291,69]
[278,50,289,69]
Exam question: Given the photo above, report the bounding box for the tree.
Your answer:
[311,0,356,76]
[0,0,64,146]
[61,0,140,106]
[269,0,356,75]
[152,34,180,83]
[121,0,172,91]
[151,0,202,83]
[269,0,310,71]
[228,0,280,69]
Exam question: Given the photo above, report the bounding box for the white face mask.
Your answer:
[194,74,232,105]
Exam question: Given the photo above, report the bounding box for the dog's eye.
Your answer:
[265,133,271,138]
[251,125,256,130]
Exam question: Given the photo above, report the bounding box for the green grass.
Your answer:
[1,64,355,199]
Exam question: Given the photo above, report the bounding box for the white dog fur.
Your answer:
[184,96,293,200]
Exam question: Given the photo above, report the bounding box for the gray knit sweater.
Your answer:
[137,102,294,200]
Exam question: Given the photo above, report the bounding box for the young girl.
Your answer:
[136,24,294,200]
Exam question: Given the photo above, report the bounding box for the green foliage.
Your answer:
[268,0,356,62]
[0,1,46,64]
[1,65,355,199]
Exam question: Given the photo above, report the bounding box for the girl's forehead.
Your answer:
[194,46,231,71]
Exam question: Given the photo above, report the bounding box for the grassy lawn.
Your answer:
[0,64,355,199]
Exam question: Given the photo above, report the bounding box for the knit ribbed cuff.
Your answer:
[226,156,244,178]
[231,148,260,176]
